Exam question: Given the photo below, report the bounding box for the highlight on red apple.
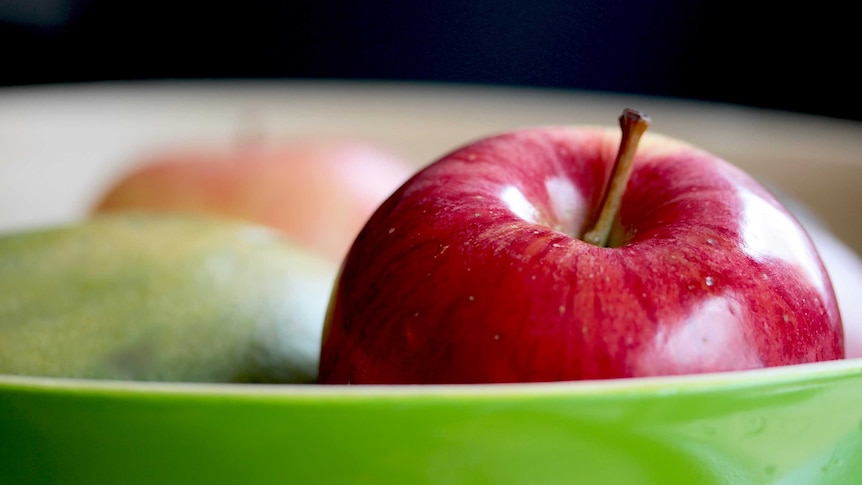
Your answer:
[318,109,844,385]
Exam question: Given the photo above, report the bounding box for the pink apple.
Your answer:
[92,137,413,261]
[318,110,843,384]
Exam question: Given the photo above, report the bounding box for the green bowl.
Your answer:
[3,81,862,484]
[3,360,862,484]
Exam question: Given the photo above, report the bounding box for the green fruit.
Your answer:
[0,213,337,383]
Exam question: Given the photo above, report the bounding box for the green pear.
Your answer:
[0,213,337,383]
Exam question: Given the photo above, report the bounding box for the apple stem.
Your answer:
[583,108,651,247]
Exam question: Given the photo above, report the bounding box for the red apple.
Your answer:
[318,109,844,384]
[801,220,862,359]
[92,137,412,261]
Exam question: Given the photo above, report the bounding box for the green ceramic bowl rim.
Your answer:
[1,358,861,401]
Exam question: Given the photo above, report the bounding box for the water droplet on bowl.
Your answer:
[743,416,766,437]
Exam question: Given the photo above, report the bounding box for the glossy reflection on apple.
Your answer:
[319,110,844,384]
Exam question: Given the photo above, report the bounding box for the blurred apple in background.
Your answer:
[91,137,413,262]
[0,213,337,383]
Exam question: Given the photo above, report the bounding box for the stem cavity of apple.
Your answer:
[583,108,651,248]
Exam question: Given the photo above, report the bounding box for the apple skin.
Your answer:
[92,138,412,261]
[318,126,844,384]
[789,209,862,359]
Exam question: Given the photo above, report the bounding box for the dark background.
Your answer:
[1,0,858,122]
